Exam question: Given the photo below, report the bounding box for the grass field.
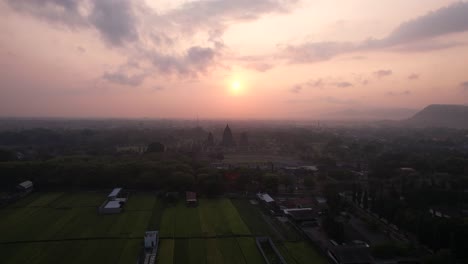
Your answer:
[0,192,326,264]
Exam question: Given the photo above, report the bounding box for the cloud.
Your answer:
[305,79,324,88]
[334,82,353,88]
[152,86,164,92]
[323,96,358,105]
[379,2,468,46]
[7,0,138,46]
[245,62,274,72]
[284,41,355,63]
[6,0,88,27]
[290,85,302,93]
[374,70,392,78]
[148,46,218,77]
[461,81,468,90]
[6,0,298,82]
[290,78,355,93]
[408,73,419,80]
[89,0,139,45]
[386,90,411,96]
[284,2,468,63]
[165,0,298,36]
[76,46,86,53]
[102,71,147,86]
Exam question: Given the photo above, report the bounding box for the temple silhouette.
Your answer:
[221,124,235,147]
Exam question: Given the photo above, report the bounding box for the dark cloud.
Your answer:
[391,40,465,53]
[76,46,86,53]
[461,81,468,90]
[89,0,139,45]
[6,0,87,27]
[102,72,146,86]
[323,96,358,105]
[408,73,419,80]
[290,78,355,92]
[284,2,468,63]
[6,0,138,46]
[284,41,355,63]
[149,46,217,77]
[245,63,274,72]
[386,90,411,96]
[380,2,468,46]
[305,79,324,88]
[334,82,353,88]
[6,0,298,82]
[290,85,302,93]
[166,0,298,36]
[374,70,392,78]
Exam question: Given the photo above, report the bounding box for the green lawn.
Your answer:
[0,193,326,264]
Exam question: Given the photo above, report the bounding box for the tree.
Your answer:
[304,175,316,190]
[262,173,279,193]
[0,149,16,162]
[363,190,369,210]
[146,142,165,153]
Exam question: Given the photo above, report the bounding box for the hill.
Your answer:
[405,104,468,129]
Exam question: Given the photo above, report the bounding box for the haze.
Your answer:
[1,0,468,119]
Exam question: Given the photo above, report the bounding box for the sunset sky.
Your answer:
[1,0,468,119]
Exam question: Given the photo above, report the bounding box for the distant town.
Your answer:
[1,113,468,264]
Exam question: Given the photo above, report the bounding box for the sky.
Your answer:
[0,0,468,120]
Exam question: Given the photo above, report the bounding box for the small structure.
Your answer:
[99,188,127,214]
[140,231,159,264]
[186,191,198,207]
[144,231,159,249]
[257,193,275,203]
[327,245,375,264]
[108,188,122,200]
[17,180,33,193]
[283,208,317,223]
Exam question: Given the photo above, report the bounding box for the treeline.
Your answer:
[0,154,208,191]
[0,154,311,196]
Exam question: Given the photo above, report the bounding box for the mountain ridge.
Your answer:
[405,104,468,129]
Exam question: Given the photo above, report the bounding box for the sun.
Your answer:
[230,81,241,94]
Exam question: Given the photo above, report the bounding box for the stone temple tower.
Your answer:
[222,124,235,147]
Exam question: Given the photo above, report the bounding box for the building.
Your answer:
[283,208,317,223]
[327,245,375,264]
[141,231,159,264]
[108,188,122,200]
[144,231,159,249]
[206,132,214,147]
[16,180,33,193]
[99,188,127,214]
[222,124,235,147]
[257,193,275,203]
[239,132,249,146]
[186,191,197,207]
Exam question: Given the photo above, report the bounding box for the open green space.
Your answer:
[0,192,325,264]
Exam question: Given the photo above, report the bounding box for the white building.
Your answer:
[144,231,158,249]
[108,188,122,200]
[98,188,126,214]
[17,180,33,193]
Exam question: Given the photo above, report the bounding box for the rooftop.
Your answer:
[283,208,317,221]
[257,193,274,203]
[108,188,122,198]
[328,245,374,264]
[186,191,197,201]
[17,180,33,189]
[104,200,122,209]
